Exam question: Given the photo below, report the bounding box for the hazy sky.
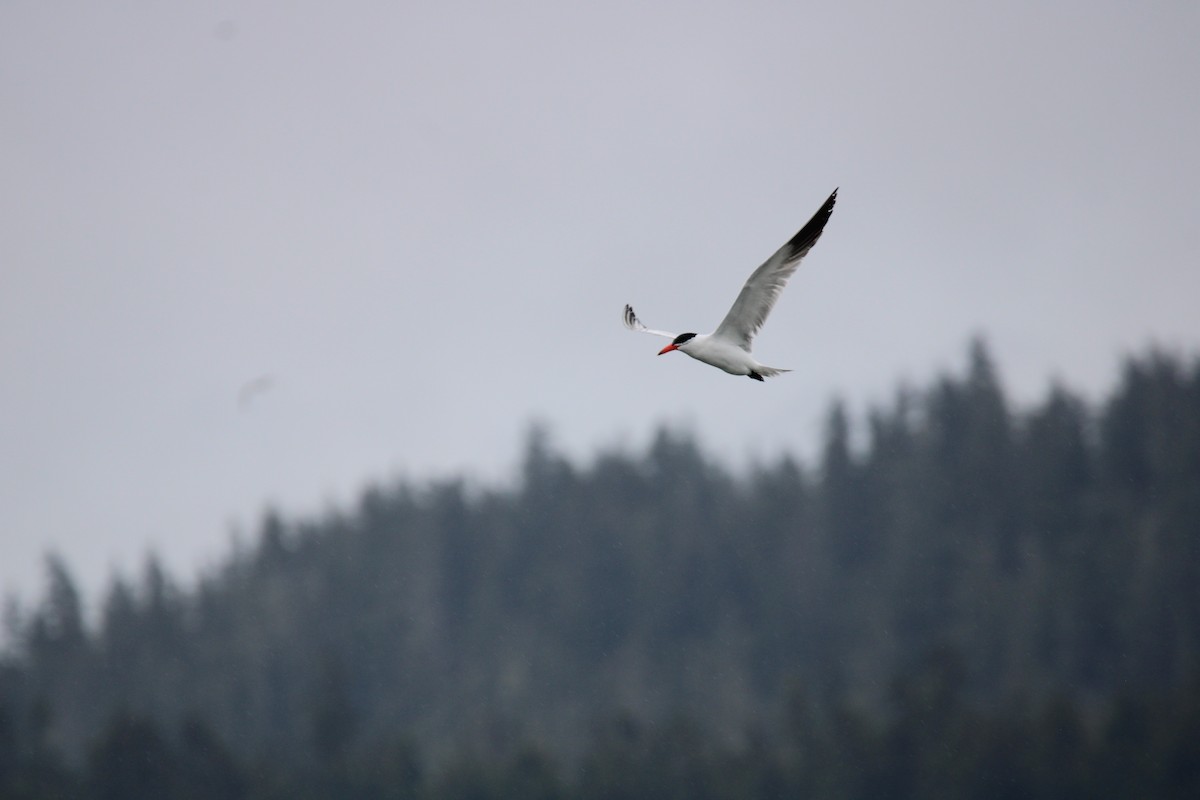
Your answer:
[3,1,1198,610]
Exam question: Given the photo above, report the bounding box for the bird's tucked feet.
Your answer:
[748,371,764,382]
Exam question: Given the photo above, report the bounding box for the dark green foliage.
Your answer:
[87,713,177,800]
[175,715,248,800]
[2,342,1199,798]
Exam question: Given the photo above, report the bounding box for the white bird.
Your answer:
[623,188,838,381]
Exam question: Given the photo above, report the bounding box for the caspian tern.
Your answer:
[623,188,838,381]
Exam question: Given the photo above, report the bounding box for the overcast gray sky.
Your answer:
[3,1,1198,610]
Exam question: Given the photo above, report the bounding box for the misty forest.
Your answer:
[2,340,1199,799]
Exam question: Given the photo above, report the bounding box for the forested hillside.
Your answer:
[2,341,1199,799]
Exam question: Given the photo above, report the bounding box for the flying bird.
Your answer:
[623,188,838,381]
[237,374,276,409]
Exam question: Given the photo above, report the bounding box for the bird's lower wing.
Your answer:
[623,304,675,339]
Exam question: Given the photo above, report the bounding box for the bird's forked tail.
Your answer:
[749,365,791,381]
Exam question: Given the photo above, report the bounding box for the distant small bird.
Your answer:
[237,374,276,409]
[623,188,838,381]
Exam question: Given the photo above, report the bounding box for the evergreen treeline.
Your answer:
[2,340,1199,798]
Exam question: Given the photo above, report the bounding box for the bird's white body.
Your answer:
[668,334,789,379]
[623,189,838,381]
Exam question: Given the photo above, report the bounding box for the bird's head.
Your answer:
[658,332,697,355]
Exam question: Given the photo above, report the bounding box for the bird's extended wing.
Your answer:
[623,304,676,339]
[712,188,838,351]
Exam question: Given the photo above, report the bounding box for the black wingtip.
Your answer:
[781,188,839,257]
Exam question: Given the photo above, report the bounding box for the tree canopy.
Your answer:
[2,341,1198,799]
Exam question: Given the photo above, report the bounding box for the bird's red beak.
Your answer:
[658,343,678,355]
